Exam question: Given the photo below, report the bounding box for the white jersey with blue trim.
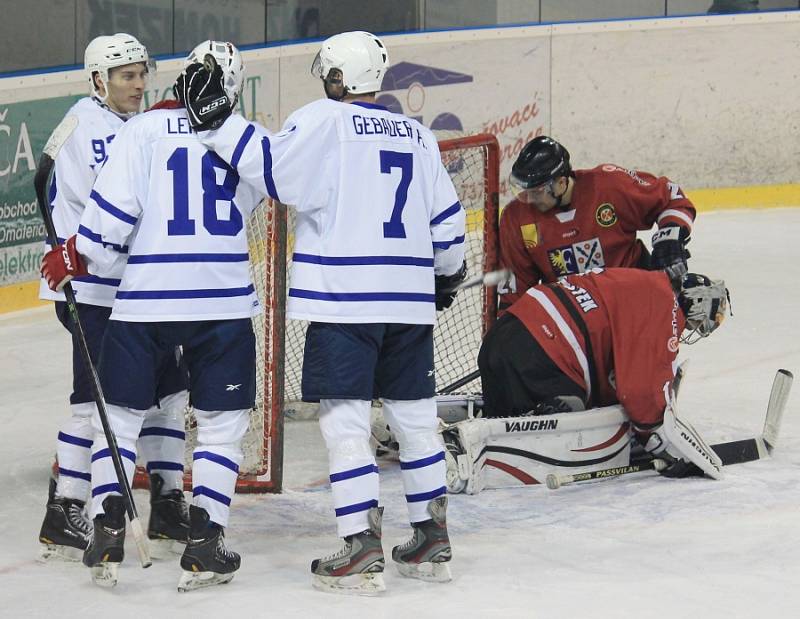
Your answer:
[200,98,466,325]
[75,107,264,322]
[39,97,125,307]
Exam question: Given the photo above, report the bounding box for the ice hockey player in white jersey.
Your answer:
[176,31,466,595]
[37,33,191,564]
[41,40,260,591]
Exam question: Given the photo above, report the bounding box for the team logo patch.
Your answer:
[520,223,539,248]
[667,337,679,353]
[595,203,617,227]
[548,237,606,277]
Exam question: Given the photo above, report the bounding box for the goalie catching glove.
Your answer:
[41,235,88,292]
[651,224,691,282]
[434,261,467,311]
[642,402,723,479]
[174,60,233,132]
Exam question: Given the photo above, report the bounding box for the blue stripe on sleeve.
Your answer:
[230,124,255,170]
[77,225,129,253]
[289,289,434,303]
[293,253,434,267]
[139,427,186,440]
[430,201,462,225]
[334,499,379,517]
[433,235,466,250]
[90,190,138,225]
[399,451,445,470]
[73,274,122,287]
[405,486,447,503]
[116,285,255,300]
[330,464,379,483]
[261,136,280,202]
[127,253,249,264]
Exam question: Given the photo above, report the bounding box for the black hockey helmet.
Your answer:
[510,136,572,189]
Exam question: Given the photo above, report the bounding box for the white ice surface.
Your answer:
[1,209,798,618]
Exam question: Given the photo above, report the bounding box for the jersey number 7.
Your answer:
[380,149,413,239]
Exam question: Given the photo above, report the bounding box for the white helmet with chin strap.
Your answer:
[84,33,150,102]
[311,31,389,100]
[185,40,245,105]
[678,273,730,344]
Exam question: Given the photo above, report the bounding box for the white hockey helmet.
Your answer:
[311,31,389,97]
[678,273,730,344]
[85,33,150,100]
[185,40,245,104]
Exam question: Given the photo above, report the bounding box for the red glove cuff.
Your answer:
[41,235,88,291]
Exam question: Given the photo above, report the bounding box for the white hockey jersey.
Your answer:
[76,107,263,322]
[200,99,466,325]
[39,97,125,307]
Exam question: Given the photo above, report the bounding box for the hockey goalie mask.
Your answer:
[311,31,389,100]
[678,273,730,344]
[185,40,245,106]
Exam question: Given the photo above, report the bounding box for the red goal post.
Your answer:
[132,132,500,493]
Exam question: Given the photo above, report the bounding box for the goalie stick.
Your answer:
[34,115,152,569]
[545,369,793,490]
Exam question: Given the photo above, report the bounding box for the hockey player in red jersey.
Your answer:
[498,136,695,310]
[478,268,729,479]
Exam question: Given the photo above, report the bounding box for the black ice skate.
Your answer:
[178,505,240,592]
[38,477,91,562]
[147,473,189,558]
[311,506,385,596]
[83,495,126,588]
[392,496,452,583]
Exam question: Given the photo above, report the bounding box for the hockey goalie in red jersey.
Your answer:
[470,268,729,485]
[498,136,695,310]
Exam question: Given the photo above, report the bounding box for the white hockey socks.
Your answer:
[191,408,248,527]
[383,398,446,524]
[55,401,95,501]
[139,390,189,493]
[319,399,379,538]
[89,404,146,518]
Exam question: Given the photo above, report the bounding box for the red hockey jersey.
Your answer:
[507,268,685,428]
[499,164,695,308]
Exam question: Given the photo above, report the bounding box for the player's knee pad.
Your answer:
[381,397,437,442]
[318,399,371,448]
[69,401,97,420]
[194,408,249,447]
[156,389,189,416]
[93,404,148,443]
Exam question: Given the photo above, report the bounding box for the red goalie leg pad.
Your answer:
[41,235,88,291]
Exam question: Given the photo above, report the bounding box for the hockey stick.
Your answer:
[34,116,152,568]
[445,268,511,293]
[546,369,793,490]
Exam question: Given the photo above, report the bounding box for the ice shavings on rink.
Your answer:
[0,209,798,618]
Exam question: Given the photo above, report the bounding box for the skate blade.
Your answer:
[177,569,234,592]
[90,562,120,588]
[311,572,386,596]
[396,560,452,583]
[38,543,84,563]
[148,538,186,560]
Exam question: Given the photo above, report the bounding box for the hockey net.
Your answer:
[133,132,499,493]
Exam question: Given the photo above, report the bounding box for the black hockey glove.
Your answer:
[650,224,691,282]
[434,261,467,311]
[174,61,232,132]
